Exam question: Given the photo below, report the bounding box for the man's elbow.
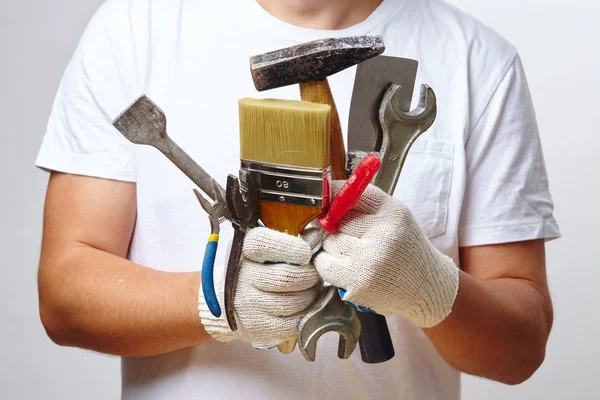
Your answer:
[498,345,547,385]
[39,300,71,347]
[37,259,78,348]
[499,311,553,385]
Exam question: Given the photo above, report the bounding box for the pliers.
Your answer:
[195,170,260,331]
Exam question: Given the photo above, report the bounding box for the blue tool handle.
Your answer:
[202,235,222,317]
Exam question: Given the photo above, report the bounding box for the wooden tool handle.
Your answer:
[258,202,325,355]
[257,197,325,353]
[299,80,347,180]
[258,203,322,237]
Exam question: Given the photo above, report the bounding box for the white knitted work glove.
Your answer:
[305,181,459,328]
[198,227,321,349]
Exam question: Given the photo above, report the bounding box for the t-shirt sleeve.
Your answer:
[35,0,138,182]
[458,53,561,246]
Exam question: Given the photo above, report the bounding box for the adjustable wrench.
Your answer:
[297,83,437,362]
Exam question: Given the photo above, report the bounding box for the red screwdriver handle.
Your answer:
[319,153,381,233]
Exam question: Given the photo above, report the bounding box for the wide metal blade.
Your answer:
[347,55,418,154]
[113,95,169,153]
[113,95,228,212]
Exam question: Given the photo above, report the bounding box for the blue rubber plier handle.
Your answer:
[194,185,227,318]
[201,233,221,317]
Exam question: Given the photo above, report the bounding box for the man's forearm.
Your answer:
[423,270,553,385]
[39,244,210,357]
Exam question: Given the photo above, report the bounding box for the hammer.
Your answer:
[250,36,384,180]
[249,36,386,357]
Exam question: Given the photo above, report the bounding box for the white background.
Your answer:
[1,0,598,399]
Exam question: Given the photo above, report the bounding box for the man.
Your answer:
[35,0,560,399]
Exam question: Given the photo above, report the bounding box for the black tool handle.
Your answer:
[356,311,395,363]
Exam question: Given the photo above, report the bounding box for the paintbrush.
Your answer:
[239,98,332,236]
[239,98,331,353]
[238,98,382,355]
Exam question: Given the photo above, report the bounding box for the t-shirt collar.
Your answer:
[248,0,407,43]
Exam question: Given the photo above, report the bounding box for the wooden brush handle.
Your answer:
[299,80,347,180]
[258,201,325,355]
[258,202,323,236]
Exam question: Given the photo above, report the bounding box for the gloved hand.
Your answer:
[305,181,459,328]
[198,227,321,349]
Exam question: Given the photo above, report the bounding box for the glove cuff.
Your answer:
[426,251,459,327]
[197,265,241,343]
[406,242,460,328]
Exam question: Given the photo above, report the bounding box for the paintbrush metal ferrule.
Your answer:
[241,160,331,208]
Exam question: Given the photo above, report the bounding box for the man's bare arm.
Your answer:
[38,172,210,357]
[423,240,553,385]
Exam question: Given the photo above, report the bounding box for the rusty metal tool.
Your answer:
[112,95,234,319]
[297,60,437,362]
[250,35,384,180]
[112,95,231,214]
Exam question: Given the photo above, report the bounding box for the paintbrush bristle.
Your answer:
[239,98,331,168]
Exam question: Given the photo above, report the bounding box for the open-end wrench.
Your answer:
[297,83,437,362]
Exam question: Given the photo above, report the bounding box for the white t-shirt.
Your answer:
[35,0,561,399]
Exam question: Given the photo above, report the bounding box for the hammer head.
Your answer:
[250,36,385,91]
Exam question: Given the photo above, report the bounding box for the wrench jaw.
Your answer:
[381,84,437,125]
[297,286,361,362]
[193,188,221,235]
[346,84,437,179]
[379,83,437,140]
[415,85,437,124]
[373,83,437,195]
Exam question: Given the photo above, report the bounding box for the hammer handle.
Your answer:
[299,79,395,364]
[299,80,347,180]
